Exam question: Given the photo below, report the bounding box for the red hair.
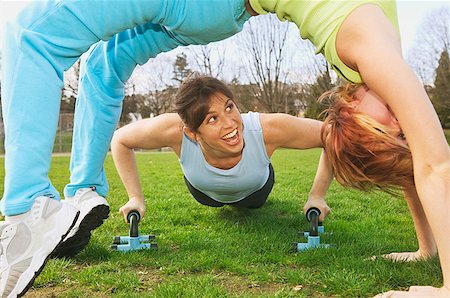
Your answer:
[321,83,414,193]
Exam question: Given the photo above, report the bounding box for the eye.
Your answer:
[207,116,217,124]
[225,103,234,112]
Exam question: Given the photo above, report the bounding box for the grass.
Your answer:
[444,129,450,143]
[52,131,74,153]
[0,149,443,297]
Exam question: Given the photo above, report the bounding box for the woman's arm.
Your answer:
[304,150,333,222]
[337,4,450,294]
[260,113,330,219]
[381,187,437,262]
[260,113,323,157]
[111,113,183,221]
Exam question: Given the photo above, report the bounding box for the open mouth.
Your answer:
[222,128,240,145]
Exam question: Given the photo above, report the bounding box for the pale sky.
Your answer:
[0,1,448,56]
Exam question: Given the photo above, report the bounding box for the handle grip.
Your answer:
[127,210,141,238]
[127,210,141,223]
[306,207,320,237]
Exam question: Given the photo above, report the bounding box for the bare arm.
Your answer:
[260,113,330,219]
[304,150,333,222]
[259,113,323,157]
[402,187,437,259]
[337,4,450,294]
[111,113,183,221]
[381,187,437,262]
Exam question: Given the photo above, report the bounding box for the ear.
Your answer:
[183,126,198,142]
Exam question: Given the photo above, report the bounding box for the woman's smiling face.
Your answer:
[194,92,244,159]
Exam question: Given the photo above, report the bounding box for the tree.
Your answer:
[120,56,176,124]
[140,57,176,116]
[172,53,192,85]
[120,80,140,124]
[239,15,295,113]
[407,6,450,84]
[229,77,260,113]
[431,50,450,127]
[61,59,81,113]
[303,63,336,120]
[189,43,226,78]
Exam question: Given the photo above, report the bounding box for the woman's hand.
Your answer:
[369,250,435,262]
[303,196,331,222]
[119,197,146,223]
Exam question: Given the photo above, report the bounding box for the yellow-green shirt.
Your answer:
[249,0,399,83]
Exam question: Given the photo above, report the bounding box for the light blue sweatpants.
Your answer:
[1,0,250,215]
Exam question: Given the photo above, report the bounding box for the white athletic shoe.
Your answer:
[0,222,9,232]
[0,196,79,298]
[52,187,109,258]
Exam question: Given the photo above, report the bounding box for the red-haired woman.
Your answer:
[308,83,447,297]
[247,1,449,296]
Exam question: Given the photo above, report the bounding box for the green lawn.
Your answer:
[0,149,442,297]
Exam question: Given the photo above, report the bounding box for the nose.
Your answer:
[222,115,234,128]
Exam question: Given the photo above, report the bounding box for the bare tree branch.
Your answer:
[189,42,226,78]
[239,15,293,113]
[407,5,450,84]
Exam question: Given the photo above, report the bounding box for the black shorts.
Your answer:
[183,163,275,209]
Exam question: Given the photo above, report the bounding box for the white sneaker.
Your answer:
[0,222,9,231]
[52,187,109,258]
[0,196,79,298]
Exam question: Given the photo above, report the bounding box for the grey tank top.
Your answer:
[179,112,270,203]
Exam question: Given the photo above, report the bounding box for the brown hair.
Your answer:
[320,83,414,193]
[174,73,235,132]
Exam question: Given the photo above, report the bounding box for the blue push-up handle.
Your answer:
[294,207,331,252]
[112,210,157,252]
[128,211,140,238]
[303,207,325,237]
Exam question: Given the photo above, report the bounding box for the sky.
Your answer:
[0,1,448,57]
[396,0,449,52]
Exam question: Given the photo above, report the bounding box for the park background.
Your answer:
[0,1,449,151]
[0,1,449,297]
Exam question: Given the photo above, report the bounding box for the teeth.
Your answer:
[222,129,237,139]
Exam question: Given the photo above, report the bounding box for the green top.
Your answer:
[249,0,399,83]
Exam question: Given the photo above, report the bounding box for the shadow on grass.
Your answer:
[75,242,113,263]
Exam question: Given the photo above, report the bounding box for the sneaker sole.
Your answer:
[52,204,110,258]
[15,210,80,297]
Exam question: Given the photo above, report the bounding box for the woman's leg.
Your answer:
[1,0,167,215]
[65,24,180,197]
[65,0,251,198]
[1,0,251,215]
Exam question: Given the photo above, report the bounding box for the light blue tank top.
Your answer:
[179,112,270,203]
